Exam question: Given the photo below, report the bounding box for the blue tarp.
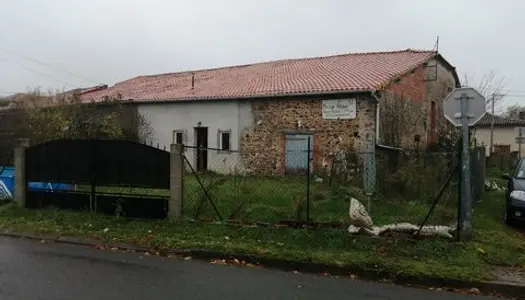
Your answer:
[0,166,72,199]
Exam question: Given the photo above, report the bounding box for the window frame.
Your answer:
[217,129,232,152]
[172,129,187,146]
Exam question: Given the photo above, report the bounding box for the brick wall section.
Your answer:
[389,66,428,103]
[424,58,457,145]
[378,58,457,148]
[239,95,376,175]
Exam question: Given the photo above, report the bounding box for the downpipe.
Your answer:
[370,91,405,153]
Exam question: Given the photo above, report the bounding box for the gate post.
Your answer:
[14,138,29,208]
[169,144,184,220]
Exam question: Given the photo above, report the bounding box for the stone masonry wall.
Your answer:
[239,95,376,175]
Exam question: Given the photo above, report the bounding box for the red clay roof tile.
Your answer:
[81,49,438,103]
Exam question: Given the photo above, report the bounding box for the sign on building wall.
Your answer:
[322,99,357,120]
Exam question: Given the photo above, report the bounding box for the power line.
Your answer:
[0,47,99,85]
[0,58,78,88]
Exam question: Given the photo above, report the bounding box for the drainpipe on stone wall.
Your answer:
[370,90,406,153]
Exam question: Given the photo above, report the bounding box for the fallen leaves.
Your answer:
[428,286,483,296]
[94,244,106,250]
[349,274,359,281]
[209,258,259,268]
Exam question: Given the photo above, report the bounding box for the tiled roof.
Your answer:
[81,49,439,103]
[476,113,525,127]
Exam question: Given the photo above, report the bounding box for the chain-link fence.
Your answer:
[181,145,461,228]
[373,150,459,227]
[183,146,308,224]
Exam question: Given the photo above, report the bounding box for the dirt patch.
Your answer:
[492,266,525,285]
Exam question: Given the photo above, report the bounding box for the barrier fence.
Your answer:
[182,146,464,229]
[5,138,487,235]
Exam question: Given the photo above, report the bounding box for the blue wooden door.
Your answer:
[285,134,313,173]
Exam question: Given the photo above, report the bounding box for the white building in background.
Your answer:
[474,113,525,157]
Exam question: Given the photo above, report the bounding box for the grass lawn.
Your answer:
[0,190,522,281]
[183,173,458,226]
[86,172,458,226]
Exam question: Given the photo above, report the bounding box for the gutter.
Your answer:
[370,91,405,153]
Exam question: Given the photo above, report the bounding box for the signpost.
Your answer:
[516,127,525,158]
[443,87,486,241]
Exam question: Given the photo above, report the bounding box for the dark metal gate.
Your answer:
[25,139,170,219]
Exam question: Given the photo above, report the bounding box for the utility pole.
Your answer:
[489,93,495,155]
[489,93,506,154]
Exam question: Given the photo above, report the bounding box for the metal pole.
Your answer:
[489,93,495,154]
[518,140,521,159]
[306,136,311,225]
[460,93,473,240]
[518,127,522,159]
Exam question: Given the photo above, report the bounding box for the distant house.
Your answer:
[474,113,525,156]
[81,49,460,175]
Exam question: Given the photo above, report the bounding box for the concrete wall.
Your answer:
[137,100,253,173]
[474,126,524,157]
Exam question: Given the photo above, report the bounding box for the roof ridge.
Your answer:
[486,112,520,120]
[133,48,437,80]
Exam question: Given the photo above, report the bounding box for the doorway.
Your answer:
[285,134,313,175]
[195,127,208,171]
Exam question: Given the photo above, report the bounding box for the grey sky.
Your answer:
[1,0,522,110]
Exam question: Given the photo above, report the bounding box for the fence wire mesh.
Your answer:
[182,146,460,228]
[183,147,308,224]
[373,151,459,227]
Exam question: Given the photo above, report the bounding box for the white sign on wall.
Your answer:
[322,99,357,120]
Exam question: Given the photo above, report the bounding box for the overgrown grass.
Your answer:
[182,173,457,226]
[85,172,457,226]
[0,191,521,281]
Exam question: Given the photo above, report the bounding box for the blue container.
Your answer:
[0,166,72,196]
[0,166,15,197]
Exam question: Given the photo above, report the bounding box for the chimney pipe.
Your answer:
[191,73,195,90]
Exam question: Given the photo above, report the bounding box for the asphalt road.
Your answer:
[0,236,498,300]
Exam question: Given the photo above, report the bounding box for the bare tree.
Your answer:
[502,104,525,120]
[380,92,427,149]
[463,71,508,111]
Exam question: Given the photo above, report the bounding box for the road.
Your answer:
[0,236,497,300]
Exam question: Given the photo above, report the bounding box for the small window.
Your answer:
[218,130,231,151]
[172,130,184,145]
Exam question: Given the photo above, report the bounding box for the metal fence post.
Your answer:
[306,136,311,224]
[363,133,376,214]
[456,137,462,242]
[169,144,184,220]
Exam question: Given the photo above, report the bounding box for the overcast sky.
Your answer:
[1,0,523,110]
